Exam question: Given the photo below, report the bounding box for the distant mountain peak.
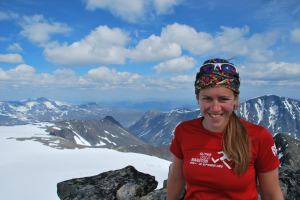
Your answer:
[36,97,51,102]
[103,116,123,127]
[169,108,192,114]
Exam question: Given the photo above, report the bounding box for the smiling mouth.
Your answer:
[208,113,224,118]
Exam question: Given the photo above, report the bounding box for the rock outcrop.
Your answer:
[274,133,300,200]
[57,165,160,200]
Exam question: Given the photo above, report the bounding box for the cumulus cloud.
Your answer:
[239,61,300,81]
[0,64,142,89]
[3,64,35,81]
[290,28,300,43]
[170,74,194,83]
[0,11,19,21]
[86,66,141,85]
[0,36,7,41]
[129,23,276,62]
[20,15,71,45]
[7,43,23,52]
[84,0,182,23]
[161,23,214,55]
[44,25,129,65]
[0,64,80,87]
[84,0,145,23]
[0,53,23,63]
[128,35,181,61]
[153,0,182,14]
[154,56,196,73]
[215,26,277,62]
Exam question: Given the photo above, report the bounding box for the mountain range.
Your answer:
[129,95,300,146]
[1,95,299,149]
[0,97,144,127]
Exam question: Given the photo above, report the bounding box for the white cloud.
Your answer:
[239,61,300,80]
[44,25,129,65]
[6,64,36,81]
[0,53,23,63]
[86,66,141,85]
[127,23,277,63]
[290,28,300,43]
[153,0,182,14]
[0,11,18,21]
[0,64,142,89]
[84,0,145,23]
[170,74,194,83]
[161,23,214,55]
[154,56,196,73]
[159,24,276,62]
[0,64,78,87]
[128,35,181,61]
[7,43,23,52]
[84,0,183,23]
[0,36,7,41]
[215,26,276,62]
[20,15,71,45]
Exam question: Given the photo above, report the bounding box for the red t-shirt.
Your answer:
[170,117,280,200]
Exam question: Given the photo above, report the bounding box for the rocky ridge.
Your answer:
[57,165,161,200]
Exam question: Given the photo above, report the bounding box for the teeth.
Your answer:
[209,113,222,118]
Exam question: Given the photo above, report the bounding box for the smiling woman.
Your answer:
[167,58,284,200]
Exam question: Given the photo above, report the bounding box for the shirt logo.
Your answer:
[211,151,232,169]
[190,151,232,170]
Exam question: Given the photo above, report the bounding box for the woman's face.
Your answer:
[197,87,237,133]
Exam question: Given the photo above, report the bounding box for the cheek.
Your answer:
[199,102,209,113]
[223,103,235,112]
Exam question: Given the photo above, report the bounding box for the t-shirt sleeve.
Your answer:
[255,128,280,173]
[169,123,184,159]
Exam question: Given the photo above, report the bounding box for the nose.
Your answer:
[211,101,221,112]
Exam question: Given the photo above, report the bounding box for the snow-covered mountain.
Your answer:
[0,123,170,200]
[128,108,199,146]
[129,95,300,146]
[47,116,145,148]
[237,95,300,139]
[46,116,171,160]
[0,97,144,127]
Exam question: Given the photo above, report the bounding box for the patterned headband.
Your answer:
[194,59,240,94]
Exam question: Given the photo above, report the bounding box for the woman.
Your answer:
[167,58,284,200]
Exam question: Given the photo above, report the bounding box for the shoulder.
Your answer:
[176,118,201,130]
[173,118,201,136]
[242,119,271,136]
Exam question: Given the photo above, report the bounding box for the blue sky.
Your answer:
[0,0,300,104]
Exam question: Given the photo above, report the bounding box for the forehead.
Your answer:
[199,87,235,96]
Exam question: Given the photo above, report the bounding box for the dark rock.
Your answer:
[274,133,300,199]
[279,168,300,200]
[140,187,166,200]
[57,165,158,200]
[274,133,300,169]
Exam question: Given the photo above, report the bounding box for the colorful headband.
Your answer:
[194,59,240,94]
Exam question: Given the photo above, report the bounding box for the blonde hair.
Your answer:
[223,112,250,175]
